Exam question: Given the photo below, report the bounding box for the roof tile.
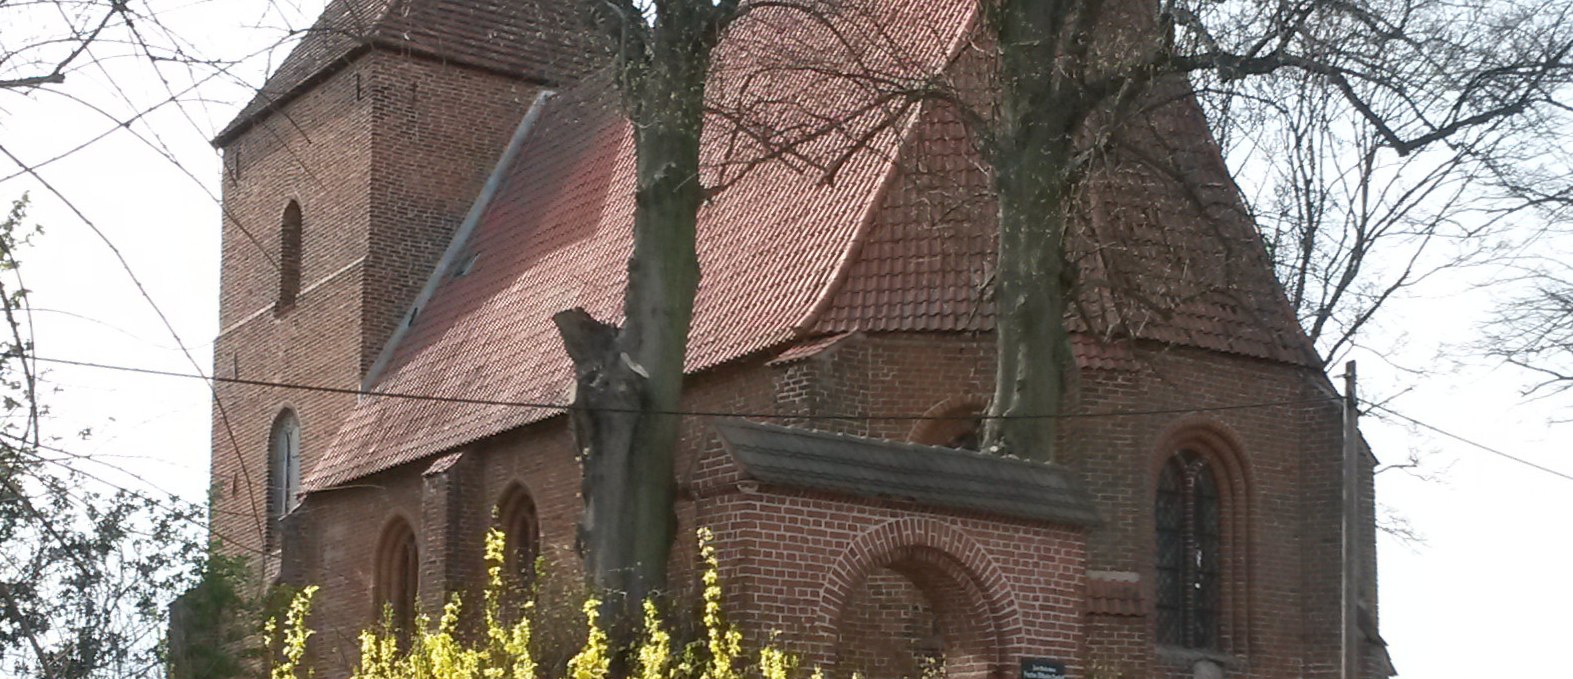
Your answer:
[309,0,977,490]
[309,1,1317,490]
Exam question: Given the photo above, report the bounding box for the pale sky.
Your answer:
[0,1,1568,676]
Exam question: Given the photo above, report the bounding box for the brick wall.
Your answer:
[211,49,541,569]
[212,56,373,564]
[758,332,1366,678]
[280,332,1375,679]
[214,47,1380,679]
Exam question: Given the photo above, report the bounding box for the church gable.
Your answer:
[812,79,1317,367]
[309,0,1323,491]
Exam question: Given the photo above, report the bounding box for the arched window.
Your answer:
[1156,450,1222,649]
[374,518,419,633]
[278,200,303,308]
[268,410,302,535]
[908,398,984,451]
[496,484,539,585]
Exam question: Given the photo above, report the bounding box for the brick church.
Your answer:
[208,0,1392,677]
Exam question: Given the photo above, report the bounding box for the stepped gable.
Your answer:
[306,0,979,491]
[215,0,601,145]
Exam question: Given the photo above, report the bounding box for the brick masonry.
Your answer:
[210,47,540,569]
[211,23,1384,679]
[226,329,1378,679]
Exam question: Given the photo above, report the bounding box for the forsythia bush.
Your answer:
[265,528,804,679]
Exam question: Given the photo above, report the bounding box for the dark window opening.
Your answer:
[278,200,302,308]
[944,419,981,451]
[375,519,419,636]
[1156,450,1221,650]
[497,486,539,587]
[910,402,984,451]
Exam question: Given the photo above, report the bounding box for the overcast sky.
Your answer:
[0,1,1568,676]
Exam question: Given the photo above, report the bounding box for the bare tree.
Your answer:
[0,2,283,675]
[0,196,205,679]
[1487,266,1573,400]
[0,0,133,90]
[963,0,1573,459]
[1204,52,1572,372]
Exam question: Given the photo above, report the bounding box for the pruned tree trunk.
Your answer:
[557,0,729,668]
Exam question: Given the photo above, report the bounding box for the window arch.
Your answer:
[496,484,539,586]
[1151,422,1251,656]
[1156,450,1221,649]
[908,397,985,451]
[374,518,419,633]
[268,410,302,535]
[278,200,302,308]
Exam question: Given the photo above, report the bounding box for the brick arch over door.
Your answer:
[819,517,1020,678]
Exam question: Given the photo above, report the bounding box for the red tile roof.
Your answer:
[307,1,1318,490]
[215,0,602,145]
[1086,574,1144,617]
[309,0,979,490]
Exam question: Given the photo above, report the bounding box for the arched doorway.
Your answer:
[836,566,945,678]
[826,523,1011,679]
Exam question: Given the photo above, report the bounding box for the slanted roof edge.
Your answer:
[790,109,918,334]
[213,42,374,148]
[791,3,981,335]
[214,36,560,147]
[360,89,557,392]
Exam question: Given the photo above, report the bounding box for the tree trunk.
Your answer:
[981,0,1086,461]
[554,24,709,666]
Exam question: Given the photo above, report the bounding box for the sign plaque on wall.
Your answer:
[1020,657,1067,679]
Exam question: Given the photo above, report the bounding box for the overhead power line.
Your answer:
[32,354,1341,421]
[1369,402,1573,484]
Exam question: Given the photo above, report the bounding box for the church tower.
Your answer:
[208,0,600,572]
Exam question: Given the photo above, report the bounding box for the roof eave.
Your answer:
[213,38,563,148]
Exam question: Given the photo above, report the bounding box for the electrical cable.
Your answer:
[32,354,1344,421]
[1368,402,1573,483]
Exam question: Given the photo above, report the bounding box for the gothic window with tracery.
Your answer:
[1156,449,1222,649]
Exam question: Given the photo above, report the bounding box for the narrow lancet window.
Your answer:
[278,200,303,308]
[1156,450,1221,649]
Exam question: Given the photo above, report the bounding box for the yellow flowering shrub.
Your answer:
[267,584,318,679]
[265,527,814,679]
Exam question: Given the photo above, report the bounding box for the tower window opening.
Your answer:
[278,200,303,308]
